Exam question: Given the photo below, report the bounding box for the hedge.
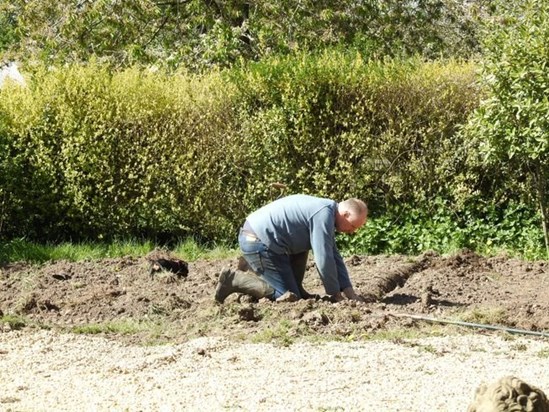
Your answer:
[0,53,485,243]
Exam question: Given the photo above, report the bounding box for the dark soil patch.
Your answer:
[1,249,548,344]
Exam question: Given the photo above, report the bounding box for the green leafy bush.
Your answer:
[340,200,545,259]
[4,54,540,257]
[464,0,549,254]
[0,63,240,241]
[230,52,479,214]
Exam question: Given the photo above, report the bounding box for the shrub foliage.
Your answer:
[1,55,483,244]
[464,0,549,254]
[0,64,240,241]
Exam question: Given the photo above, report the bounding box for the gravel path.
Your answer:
[1,330,548,411]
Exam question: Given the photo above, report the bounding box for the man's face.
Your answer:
[336,210,367,234]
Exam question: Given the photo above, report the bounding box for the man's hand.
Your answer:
[342,286,366,302]
[329,287,366,303]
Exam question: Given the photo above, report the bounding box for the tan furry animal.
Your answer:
[468,376,549,412]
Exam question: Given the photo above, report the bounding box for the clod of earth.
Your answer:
[148,258,188,277]
[468,376,549,412]
[52,272,72,281]
[146,250,189,280]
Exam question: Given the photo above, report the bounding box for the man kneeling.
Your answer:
[215,194,367,303]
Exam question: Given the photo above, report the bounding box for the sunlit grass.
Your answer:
[173,238,238,261]
[0,237,239,264]
[0,238,156,263]
[455,307,508,325]
[70,319,165,336]
[251,319,296,347]
[49,239,157,261]
[0,314,28,330]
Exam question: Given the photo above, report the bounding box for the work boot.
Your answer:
[215,268,275,303]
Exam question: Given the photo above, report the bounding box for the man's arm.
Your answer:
[309,208,342,295]
[310,207,365,301]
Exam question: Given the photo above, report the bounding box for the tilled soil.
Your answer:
[1,249,549,411]
[1,249,548,343]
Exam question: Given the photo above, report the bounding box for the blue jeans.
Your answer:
[238,229,309,300]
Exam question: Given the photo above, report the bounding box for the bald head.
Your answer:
[339,198,368,217]
[335,198,368,234]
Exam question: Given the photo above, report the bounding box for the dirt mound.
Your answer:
[0,249,548,344]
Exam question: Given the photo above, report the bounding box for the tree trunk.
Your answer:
[535,164,549,256]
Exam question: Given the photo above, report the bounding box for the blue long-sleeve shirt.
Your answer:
[245,194,352,295]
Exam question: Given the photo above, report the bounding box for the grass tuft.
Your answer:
[0,238,239,264]
[0,314,28,330]
[455,307,508,325]
[71,319,165,337]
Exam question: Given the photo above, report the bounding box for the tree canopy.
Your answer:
[1,0,492,70]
